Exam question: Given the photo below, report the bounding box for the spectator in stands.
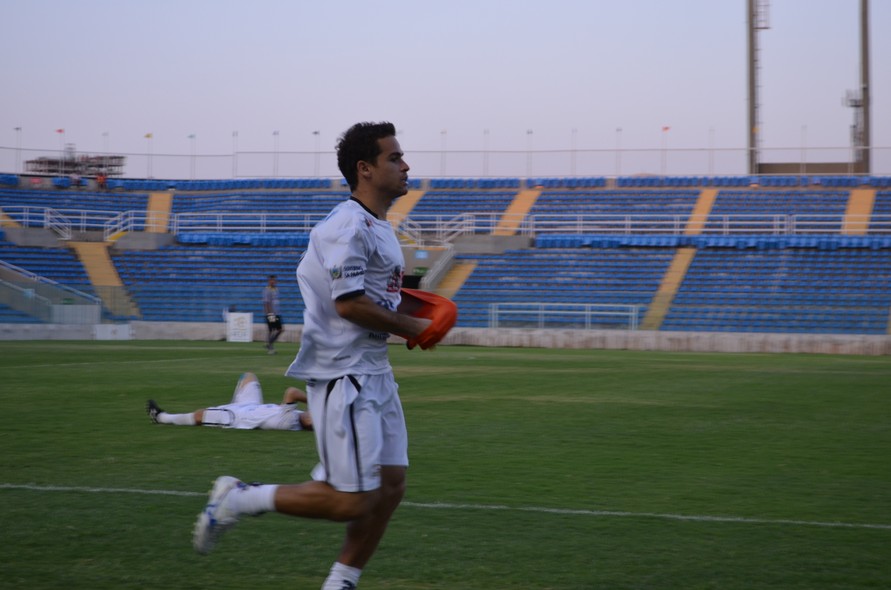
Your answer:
[96,172,107,190]
[193,121,432,590]
[262,274,283,354]
[146,372,313,431]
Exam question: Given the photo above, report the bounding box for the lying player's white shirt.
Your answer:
[204,402,305,431]
[203,376,305,430]
[286,198,404,380]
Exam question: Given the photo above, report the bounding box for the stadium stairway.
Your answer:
[640,247,697,330]
[0,208,22,229]
[684,188,718,235]
[69,242,141,319]
[492,188,541,236]
[639,188,716,329]
[386,189,426,227]
[842,188,876,236]
[104,191,172,241]
[436,261,477,300]
[146,192,173,234]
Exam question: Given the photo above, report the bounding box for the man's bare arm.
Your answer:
[334,294,431,338]
[282,387,307,405]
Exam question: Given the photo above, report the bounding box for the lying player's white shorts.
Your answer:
[305,372,408,493]
[230,375,264,406]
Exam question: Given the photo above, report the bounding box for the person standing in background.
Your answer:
[263,274,283,354]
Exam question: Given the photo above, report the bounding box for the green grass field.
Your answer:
[1,340,889,589]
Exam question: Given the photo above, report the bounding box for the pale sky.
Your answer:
[1,0,888,178]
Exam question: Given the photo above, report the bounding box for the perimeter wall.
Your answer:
[1,322,889,355]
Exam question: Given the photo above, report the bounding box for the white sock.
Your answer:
[157,412,196,426]
[229,483,277,516]
[321,562,362,590]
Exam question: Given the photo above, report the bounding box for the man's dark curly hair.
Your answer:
[336,121,397,191]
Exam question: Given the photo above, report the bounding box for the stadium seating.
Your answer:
[111,245,306,322]
[661,249,891,334]
[0,189,149,214]
[0,303,39,323]
[0,174,19,187]
[453,249,674,328]
[0,243,94,293]
[709,190,849,215]
[170,191,348,216]
[530,190,699,216]
[2,178,890,336]
[409,190,517,216]
[527,177,606,189]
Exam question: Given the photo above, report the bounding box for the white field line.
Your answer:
[3,483,890,531]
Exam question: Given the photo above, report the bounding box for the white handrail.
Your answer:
[4,207,891,239]
[490,302,641,330]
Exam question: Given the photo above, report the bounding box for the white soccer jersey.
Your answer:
[204,379,305,430]
[205,402,305,430]
[286,198,404,380]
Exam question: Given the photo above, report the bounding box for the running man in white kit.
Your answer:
[192,122,439,590]
[146,372,313,431]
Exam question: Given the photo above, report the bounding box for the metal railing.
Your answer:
[0,260,102,305]
[3,144,890,179]
[489,302,642,330]
[170,212,323,234]
[0,260,103,323]
[1,206,134,235]
[419,243,455,291]
[0,278,53,322]
[4,207,891,241]
[2,206,73,239]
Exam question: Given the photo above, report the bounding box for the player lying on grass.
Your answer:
[146,372,313,431]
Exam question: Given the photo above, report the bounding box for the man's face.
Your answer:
[367,136,410,198]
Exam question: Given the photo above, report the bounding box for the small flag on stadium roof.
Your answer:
[145,133,153,139]
[662,126,670,132]
[56,128,64,133]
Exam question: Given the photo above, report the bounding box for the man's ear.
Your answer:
[357,160,372,182]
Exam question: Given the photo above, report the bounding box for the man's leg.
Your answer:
[318,467,405,589]
[272,481,378,522]
[196,470,402,553]
[146,400,200,426]
[335,466,406,568]
[268,321,283,351]
[193,477,379,554]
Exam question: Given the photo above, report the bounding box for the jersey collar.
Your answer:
[349,196,379,219]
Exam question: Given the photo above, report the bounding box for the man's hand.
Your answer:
[399,289,458,350]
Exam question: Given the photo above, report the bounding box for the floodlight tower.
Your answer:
[846,0,871,173]
[746,0,770,175]
[747,0,872,175]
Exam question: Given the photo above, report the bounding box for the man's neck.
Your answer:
[350,191,390,220]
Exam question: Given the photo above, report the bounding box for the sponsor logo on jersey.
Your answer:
[386,266,404,293]
[329,265,365,280]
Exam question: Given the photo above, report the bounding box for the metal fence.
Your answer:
[0,260,102,324]
[2,144,890,180]
[489,302,642,330]
[4,208,891,241]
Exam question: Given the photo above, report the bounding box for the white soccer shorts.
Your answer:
[230,375,263,405]
[306,372,408,493]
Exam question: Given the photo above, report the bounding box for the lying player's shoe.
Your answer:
[193,475,243,554]
[146,400,163,424]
